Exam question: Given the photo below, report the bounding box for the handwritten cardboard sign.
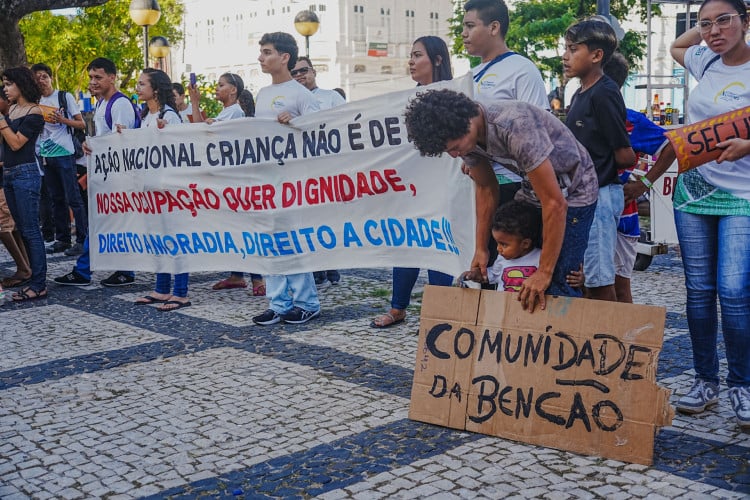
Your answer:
[410,286,674,465]
[665,106,750,173]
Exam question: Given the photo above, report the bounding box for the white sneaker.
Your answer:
[728,386,750,430]
[675,379,719,414]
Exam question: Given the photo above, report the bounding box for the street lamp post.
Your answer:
[129,0,162,68]
[148,36,171,75]
[294,10,320,59]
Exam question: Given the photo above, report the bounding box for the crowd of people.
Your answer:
[0,0,748,430]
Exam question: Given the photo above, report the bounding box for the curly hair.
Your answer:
[403,89,479,157]
[140,68,177,119]
[492,200,542,248]
[1,66,42,103]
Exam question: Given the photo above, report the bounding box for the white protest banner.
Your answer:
[88,75,476,276]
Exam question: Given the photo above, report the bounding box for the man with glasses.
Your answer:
[291,56,345,285]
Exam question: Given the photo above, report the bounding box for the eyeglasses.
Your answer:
[698,13,741,32]
[291,67,312,77]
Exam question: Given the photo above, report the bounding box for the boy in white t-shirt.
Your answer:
[252,32,322,327]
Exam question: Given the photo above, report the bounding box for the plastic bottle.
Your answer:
[665,102,673,125]
[651,94,661,124]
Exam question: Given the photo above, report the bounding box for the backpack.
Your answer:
[57,90,86,159]
[103,91,142,131]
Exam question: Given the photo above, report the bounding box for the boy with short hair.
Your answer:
[252,32,322,326]
[563,17,635,302]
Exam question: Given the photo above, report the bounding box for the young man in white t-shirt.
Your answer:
[252,32,322,326]
[32,63,88,257]
[54,57,140,288]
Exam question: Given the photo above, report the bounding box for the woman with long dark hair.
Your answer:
[190,73,265,295]
[669,0,750,429]
[370,36,454,328]
[0,67,46,301]
[132,69,190,311]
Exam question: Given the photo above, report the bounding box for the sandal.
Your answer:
[252,284,266,297]
[157,299,192,312]
[370,311,406,329]
[12,287,48,302]
[135,295,168,305]
[212,278,247,290]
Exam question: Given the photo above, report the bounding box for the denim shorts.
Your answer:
[584,184,624,288]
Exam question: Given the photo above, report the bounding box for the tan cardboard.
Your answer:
[409,285,673,465]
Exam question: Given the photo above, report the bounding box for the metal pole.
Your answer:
[143,25,149,68]
[646,0,652,119]
[305,35,310,58]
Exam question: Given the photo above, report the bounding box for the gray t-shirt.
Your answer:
[463,102,598,208]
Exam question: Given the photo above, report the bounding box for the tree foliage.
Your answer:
[0,0,109,70]
[20,0,184,95]
[449,0,653,88]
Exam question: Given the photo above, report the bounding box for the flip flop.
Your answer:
[157,300,192,312]
[12,287,48,302]
[252,284,266,296]
[212,278,247,290]
[134,295,168,305]
[370,312,406,329]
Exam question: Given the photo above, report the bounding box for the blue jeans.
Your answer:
[155,273,189,298]
[392,267,452,310]
[42,155,87,244]
[266,273,320,314]
[547,202,597,297]
[3,162,47,292]
[674,210,750,388]
[74,236,134,281]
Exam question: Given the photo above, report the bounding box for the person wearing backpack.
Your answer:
[53,57,140,288]
[32,63,88,257]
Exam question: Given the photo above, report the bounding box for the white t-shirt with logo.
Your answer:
[38,90,81,157]
[683,45,750,201]
[471,54,550,185]
[488,247,541,292]
[255,79,319,119]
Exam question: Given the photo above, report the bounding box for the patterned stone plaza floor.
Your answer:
[1,248,748,499]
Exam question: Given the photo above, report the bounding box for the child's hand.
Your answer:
[566,263,585,289]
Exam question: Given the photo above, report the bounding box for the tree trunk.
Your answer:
[0,0,110,71]
[0,18,26,69]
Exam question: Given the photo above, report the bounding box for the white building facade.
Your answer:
[177,0,457,101]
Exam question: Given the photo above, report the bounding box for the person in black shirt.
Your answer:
[563,18,635,302]
[0,67,47,301]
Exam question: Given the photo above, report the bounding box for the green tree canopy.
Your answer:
[20,0,184,95]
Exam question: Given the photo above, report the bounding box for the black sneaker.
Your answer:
[282,307,320,324]
[253,309,282,325]
[47,241,71,254]
[64,242,85,257]
[326,270,341,284]
[54,270,91,286]
[100,271,135,287]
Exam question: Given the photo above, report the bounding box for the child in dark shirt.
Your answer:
[563,17,635,302]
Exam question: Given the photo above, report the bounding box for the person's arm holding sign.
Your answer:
[466,159,500,282]
[520,159,567,312]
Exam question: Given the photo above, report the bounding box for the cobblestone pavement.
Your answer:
[1,249,748,499]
